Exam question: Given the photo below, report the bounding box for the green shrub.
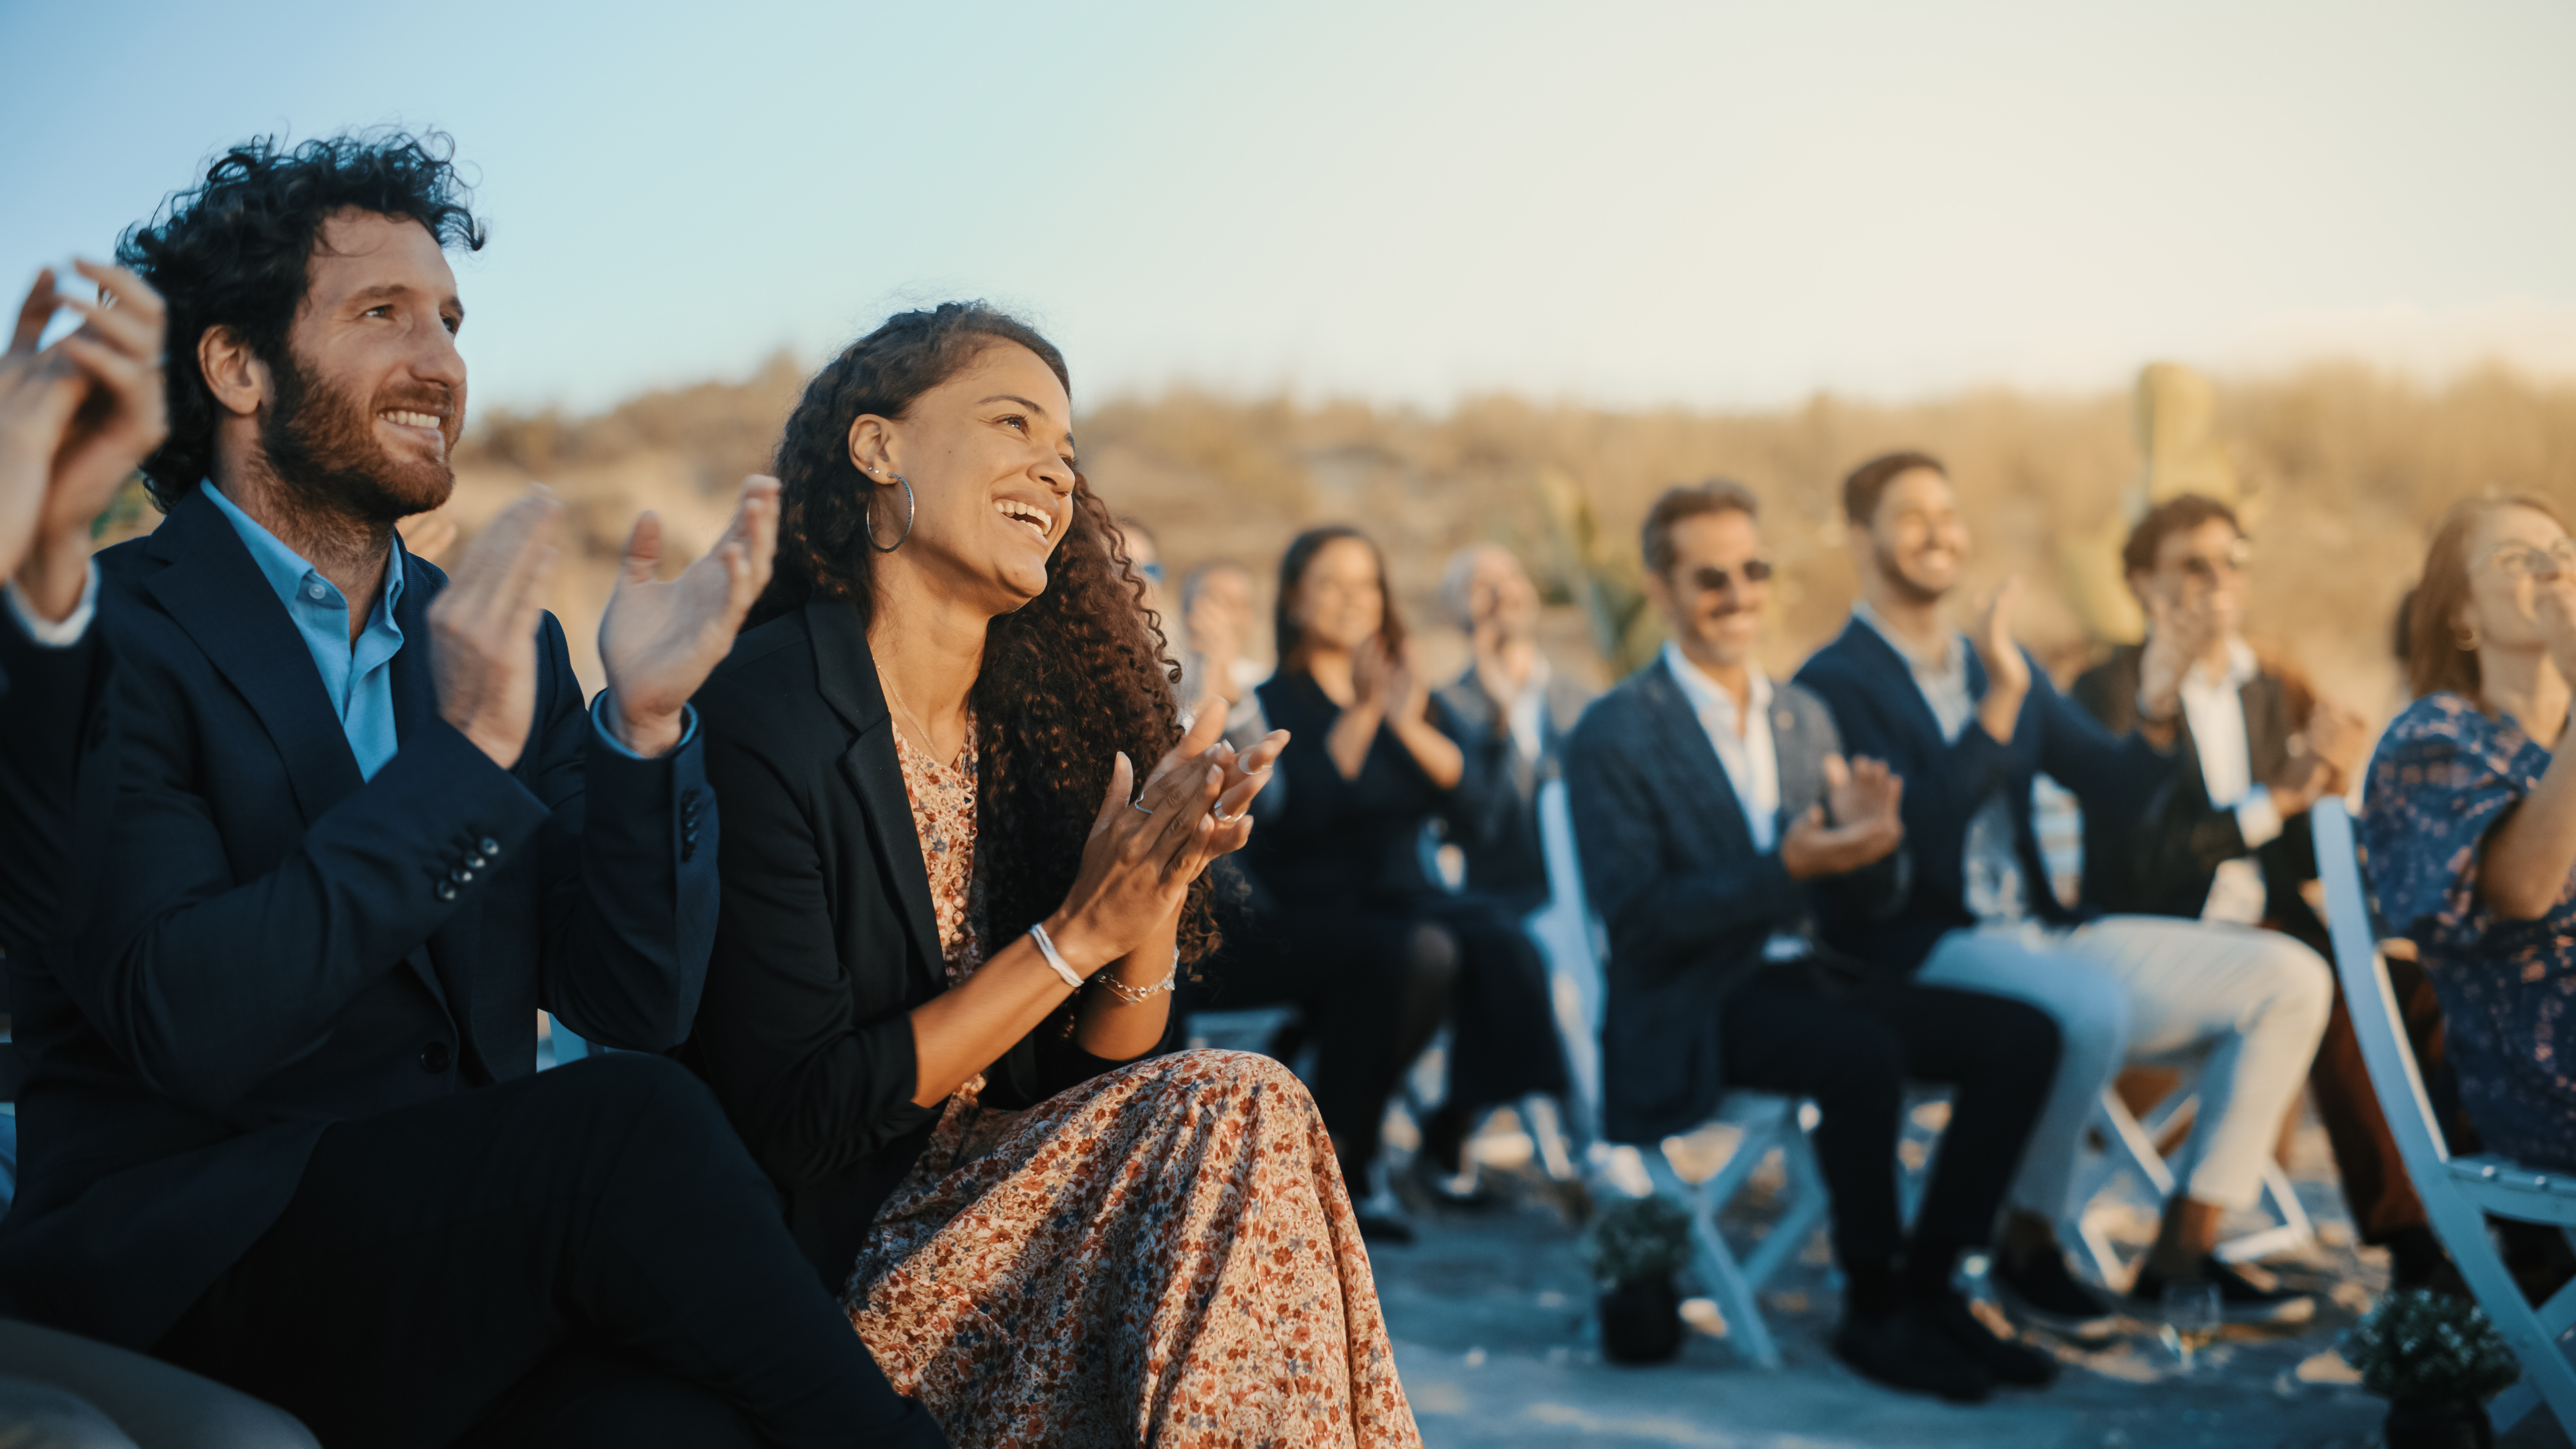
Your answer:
[1582,1194,1694,1287]
[2342,1290,2521,1405]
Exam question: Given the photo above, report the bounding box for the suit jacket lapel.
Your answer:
[807,600,946,995]
[1835,618,1959,754]
[1636,661,1759,856]
[140,492,365,826]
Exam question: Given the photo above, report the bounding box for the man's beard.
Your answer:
[1872,536,1950,607]
[258,349,456,528]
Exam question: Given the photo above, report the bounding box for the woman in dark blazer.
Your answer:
[1227,527,1567,1237]
[683,306,1420,1448]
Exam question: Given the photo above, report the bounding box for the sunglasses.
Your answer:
[1686,559,1774,592]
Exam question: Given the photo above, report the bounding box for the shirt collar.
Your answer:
[1663,640,1771,727]
[205,480,408,623]
[1852,598,1963,678]
[2172,635,2260,694]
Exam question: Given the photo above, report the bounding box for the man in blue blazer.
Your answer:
[1565,480,2060,1402]
[1795,451,2331,1326]
[0,134,944,1447]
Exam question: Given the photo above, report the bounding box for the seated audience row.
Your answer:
[0,129,1421,1448]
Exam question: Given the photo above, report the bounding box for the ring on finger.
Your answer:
[1130,801,1155,817]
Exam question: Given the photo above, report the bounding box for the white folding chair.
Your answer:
[1530,778,1832,1367]
[2066,1084,2315,1284]
[2313,798,2576,1436]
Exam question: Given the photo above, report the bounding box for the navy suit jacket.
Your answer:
[1793,617,2173,973]
[0,488,719,1348]
[0,602,115,974]
[1563,658,1906,1144]
[1432,666,1594,910]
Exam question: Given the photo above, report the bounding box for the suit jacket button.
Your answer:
[466,853,488,870]
[419,1041,452,1073]
[450,866,473,884]
[479,837,502,856]
[436,880,459,902]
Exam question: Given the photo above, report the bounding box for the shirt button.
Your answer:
[419,1041,452,1073]
[306,583,328,601]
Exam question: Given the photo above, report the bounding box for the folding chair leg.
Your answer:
[1741,1125,1831,1292]
[2427,1199,2576,1436]
[2211,1160,2316,1265]
[1644,1149,1780,1368]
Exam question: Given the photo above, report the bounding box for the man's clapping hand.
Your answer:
[429,489,561,770]
[1780,753,1906,881]
[596,474,780,757]
[0,262,168,619]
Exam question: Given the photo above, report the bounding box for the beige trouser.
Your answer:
[1919,915,2334,1215]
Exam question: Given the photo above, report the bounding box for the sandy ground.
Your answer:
[1360,1107,2574,1449]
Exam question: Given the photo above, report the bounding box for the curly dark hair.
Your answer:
[758,302,1216,963]
[116,130,487,510]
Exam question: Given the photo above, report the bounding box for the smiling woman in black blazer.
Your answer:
[682,304,1422,1448]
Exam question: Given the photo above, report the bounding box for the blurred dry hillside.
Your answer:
[416,357,2576,718]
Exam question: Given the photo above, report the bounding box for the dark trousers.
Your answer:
[1718,965,2060,1290]
[2307,950,2450,1244]
[154,1055,944,1449]
[1420,893,1571,1115]
[1205,903,1457,1179]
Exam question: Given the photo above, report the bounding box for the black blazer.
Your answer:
[1563,659,1906,1144]
[1431,666,1593,909]
[1795,618,2173,973]
[681,600,1149,1284]
[2071,644,2324,940]
[0,601,115,970]
[0,488,717,1348]
[1240,670,1444,909]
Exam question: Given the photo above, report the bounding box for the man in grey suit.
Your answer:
[1431,544,1593,912]
[1563,480,2061,1403]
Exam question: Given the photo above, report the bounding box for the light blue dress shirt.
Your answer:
[205,484,689,774]
[206,484,408,780]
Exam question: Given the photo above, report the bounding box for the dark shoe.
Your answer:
[1355,1211,1416,1246]
[2387,1225,2467,1297]
[1989,1247,2122,1339]
[1409,1154,1505,1212]
[1915,1289,2059,1387]
[1832,1304,1993,1403]
[2130,1257,2315,1325]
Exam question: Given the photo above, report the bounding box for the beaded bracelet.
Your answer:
[1094,952,1180,1006]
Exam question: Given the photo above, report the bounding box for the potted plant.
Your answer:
[1582,1194,1694,1364]
[2341,1289,2521,1448]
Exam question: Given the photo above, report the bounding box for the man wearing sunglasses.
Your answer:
[1796,453,2332,1331]
[1565,480,2063,1401]
[2069,496,2462,1291]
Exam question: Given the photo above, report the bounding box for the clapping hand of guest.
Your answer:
[2137,586,2219,727]
[2276,699,2371,811]
[430,489,562,771]
[1184,589,1246,705]
[1044,703,1289,972]
[596,474,781,757]
[1967,576,2030,743]
[1780,753,1905,880]
[0,263,169,619]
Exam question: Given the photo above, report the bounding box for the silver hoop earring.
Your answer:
[868,473,916,552]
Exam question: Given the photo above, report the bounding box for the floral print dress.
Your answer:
[2362,692,2576,1169]
[847,725,1422,1449]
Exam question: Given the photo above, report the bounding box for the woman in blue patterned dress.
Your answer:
[2364,496,2576,1170]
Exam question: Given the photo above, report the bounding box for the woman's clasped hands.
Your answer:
[1039,697,1287,975]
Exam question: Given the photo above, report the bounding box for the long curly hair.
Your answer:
[116,130,486,510]
[756,302,1217,964]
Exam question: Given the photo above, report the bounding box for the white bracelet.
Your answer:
[1095,951,1181,1006]
[1026,923,1085,990]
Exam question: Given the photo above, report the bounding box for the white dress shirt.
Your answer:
[1664,643,1810,960]
[4,561,99,648]
[2171,635,2282,924]
[1853,602,2029,923]
[1663,642,1780,850]
[1503,655,1553,766]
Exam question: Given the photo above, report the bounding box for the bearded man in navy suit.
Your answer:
[0,133,944,1448]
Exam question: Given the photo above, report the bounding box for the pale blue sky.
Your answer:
[5,0,2571,412]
